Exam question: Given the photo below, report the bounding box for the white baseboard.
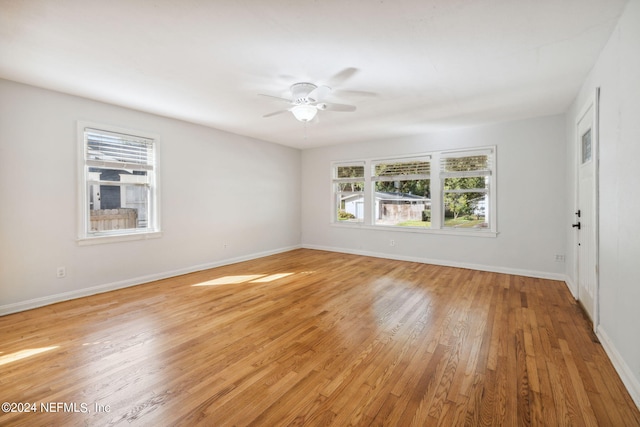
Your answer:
[597,325,640,409]
[0,245,301,316]
[302,244,568,281]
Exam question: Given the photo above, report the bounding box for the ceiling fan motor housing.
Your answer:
[290,82,317,104]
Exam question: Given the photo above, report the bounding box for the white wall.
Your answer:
[301,114,567,279]
[0,79,301,314]
[565,0,640,407]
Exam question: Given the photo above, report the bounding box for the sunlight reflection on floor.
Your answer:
[192,273,295,286]
[0,346,59,366]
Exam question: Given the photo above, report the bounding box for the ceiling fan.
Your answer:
[260,82,357,122]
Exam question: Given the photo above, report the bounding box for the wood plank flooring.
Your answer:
[1,249,639,426]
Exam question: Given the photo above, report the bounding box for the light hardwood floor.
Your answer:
[1,249,639,426]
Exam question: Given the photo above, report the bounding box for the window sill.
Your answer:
[77,230,163,246]
[331,222,498,237]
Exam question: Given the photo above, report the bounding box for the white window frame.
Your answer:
[331,146,497,236]
[77,121,162,245]
[439,147,496,233]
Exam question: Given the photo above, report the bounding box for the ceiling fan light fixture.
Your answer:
[291,105,317,122]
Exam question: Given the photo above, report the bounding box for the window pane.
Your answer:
[88,167,150,232]
[336,165,364,179]
[582,128,592,164]
[88,184,149,232]
[374,179,431,227]
[336,181,364,222]
[443,176,487,191]
[336,181,364,192]
[443,176,488,228]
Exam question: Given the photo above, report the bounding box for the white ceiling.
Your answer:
[0,0,629,149]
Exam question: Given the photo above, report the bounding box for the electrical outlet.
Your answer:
[555,255,565,262]
[390,239,396,247]
[56,267,66,278]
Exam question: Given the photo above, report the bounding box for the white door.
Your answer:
[575,90,599,326]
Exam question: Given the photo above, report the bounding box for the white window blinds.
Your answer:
[334,164,365,182]
[373,158,431,182]
[440,149,493,178]
[85,128,155,171]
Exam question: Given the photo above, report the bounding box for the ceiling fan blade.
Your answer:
[333,89,377,98]
[318,102,357,112]
[263,109,290,118]
[307,85,331,103]
[327,67,359,87]
[258,94,293,104]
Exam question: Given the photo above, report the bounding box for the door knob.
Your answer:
[572,222,581,230]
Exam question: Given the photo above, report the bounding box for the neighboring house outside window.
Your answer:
[77,123,161,244]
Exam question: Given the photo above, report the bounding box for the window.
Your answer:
[333,163,365,222]
[332,147,496,234]
[372,157,431,228]
[78,123,160,243]
[581,128,592,164]
[440,149,494,230]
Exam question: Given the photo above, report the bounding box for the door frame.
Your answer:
[574,88,600,331]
